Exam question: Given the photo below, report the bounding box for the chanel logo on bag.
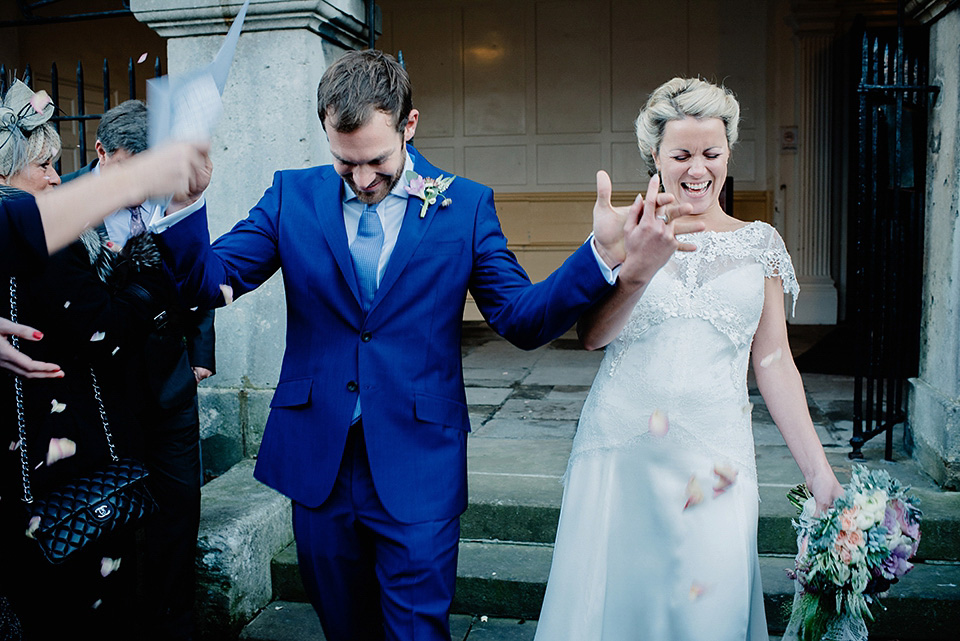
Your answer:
[89,500,114,522]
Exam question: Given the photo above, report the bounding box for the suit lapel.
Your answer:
[370,148,442,312]
[313,170,362,305]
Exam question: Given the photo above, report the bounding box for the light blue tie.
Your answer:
[350,203,384,311]
[349,203,384,423]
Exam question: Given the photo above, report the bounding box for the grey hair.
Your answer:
[317,49,413,134]
[635,77,740,175]
[97,100,147,155]
[0,121,61,178]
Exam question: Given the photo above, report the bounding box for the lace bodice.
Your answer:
[569,222,798,482]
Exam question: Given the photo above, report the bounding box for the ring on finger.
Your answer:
[657,213,668,222]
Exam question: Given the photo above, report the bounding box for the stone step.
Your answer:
[239,603,798,641]
[463,439,960,561]
[269,540,960,640]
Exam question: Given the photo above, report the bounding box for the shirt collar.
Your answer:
[342,149,415,204]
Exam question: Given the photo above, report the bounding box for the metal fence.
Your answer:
[849,7,939,460]
[1,56,161,173]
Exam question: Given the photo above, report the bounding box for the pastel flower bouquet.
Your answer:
[783,465,921,641]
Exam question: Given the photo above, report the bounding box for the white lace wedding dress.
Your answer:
[534,221,798,641]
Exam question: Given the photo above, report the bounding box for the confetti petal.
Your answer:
[50,399,66,413]
[689,582,708,601]
[742,402,754,415]
[713,463,738,497]
[92,599,103,610]
[220,284,234,305]
[112,346,120,355]
[480,615,488,623]
[29,90,52,114]
[648,409,669,437]
[9,440,20,451]
[684,475,704,510]
[25,516,41,539]
[137,52,148,64]
[63,300,71,309]
[759,348,782,368]
[90,331,106,342]
[441,198,452,207]
[46,438,77,466]
[100,557,122,577]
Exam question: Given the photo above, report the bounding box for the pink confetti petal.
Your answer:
[50,399,66,413]
[25,516,41,539]
[45,437,77,466]
[689,582,708,601]
[29,90,52,114]
[220,284,234,305]
[8,440,20,451]
[137,52,148,64]
[648,409,669,437]
[684,475,704,510]
[100,557,122,577]
[759,348,782,368]
[713,463,738,497]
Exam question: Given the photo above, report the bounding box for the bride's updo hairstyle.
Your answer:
[634,77,740,175]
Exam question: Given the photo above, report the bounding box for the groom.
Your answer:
[159,49,678,641]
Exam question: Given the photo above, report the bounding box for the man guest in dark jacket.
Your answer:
[64,100,216,641]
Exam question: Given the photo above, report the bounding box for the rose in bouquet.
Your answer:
[783,464,921,641]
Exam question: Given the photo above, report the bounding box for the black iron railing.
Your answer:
[849,5,939,460]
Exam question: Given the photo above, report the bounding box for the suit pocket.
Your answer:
[270,377,313,408]
[414,392,469,431]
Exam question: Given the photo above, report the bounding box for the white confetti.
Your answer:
[25,516,41,539]
[100,557,122,577]
[137,52,148,64]
[46,438,77,466]
[480,615,488,623]
[112,346,120,356]
[759,348,782,368]
[63,300,71,309]
[9,440,20,451]
[50,399,66,413]
[90,331,106,342]
[91,599,103,610]
[220,284,234,305]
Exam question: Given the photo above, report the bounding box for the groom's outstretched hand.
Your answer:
[618,173,703,289]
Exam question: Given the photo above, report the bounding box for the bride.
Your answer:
[534,78,844,640]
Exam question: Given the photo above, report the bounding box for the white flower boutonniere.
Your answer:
[405,170,455,218]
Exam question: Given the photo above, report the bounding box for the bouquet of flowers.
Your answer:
[783,465,921,641]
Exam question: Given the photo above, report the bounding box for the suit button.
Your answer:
[361,331,372,342]
[346,381,358,392]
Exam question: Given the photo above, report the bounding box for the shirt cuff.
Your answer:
[148,196,205,234]
[588,233,620,285]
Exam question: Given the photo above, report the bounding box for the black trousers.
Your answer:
[140,396,202,641]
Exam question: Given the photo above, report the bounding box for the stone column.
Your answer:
[907,3,960,489]
[131,0,371,474]
[789,25,839,324]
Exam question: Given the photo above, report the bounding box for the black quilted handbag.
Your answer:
[10,277,158,564]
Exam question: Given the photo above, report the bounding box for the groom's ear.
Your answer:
[402,109,419,143]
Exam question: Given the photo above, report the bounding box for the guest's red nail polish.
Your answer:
[33,331,43,339]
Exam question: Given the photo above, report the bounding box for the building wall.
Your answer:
[376,0,774,317]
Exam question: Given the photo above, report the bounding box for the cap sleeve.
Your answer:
[761,225,799,316]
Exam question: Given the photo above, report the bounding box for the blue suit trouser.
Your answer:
[292,422,460,641]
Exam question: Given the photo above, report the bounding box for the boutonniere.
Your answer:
[405,170,455,218]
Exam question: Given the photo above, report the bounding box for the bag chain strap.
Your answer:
[10,276,118,506]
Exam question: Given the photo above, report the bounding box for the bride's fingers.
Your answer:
[672,218,706,236]
[676,240,698,252]
[595,170,614,209]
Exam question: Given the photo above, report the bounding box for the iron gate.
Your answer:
[849,7,939,460]
[1,57,162,174]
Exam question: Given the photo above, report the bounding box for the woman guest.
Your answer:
[535,77,844,641]
[0,79,199,641]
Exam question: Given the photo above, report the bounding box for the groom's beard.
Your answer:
[350,148,407,205]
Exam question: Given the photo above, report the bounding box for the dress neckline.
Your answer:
[679,220,765,238]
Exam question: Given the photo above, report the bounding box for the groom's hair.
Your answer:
[317,49,413,135]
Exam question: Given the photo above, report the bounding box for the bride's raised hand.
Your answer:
[592,170,640,269]
[619,174,703,288]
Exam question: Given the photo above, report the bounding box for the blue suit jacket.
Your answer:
[160,147,612,523]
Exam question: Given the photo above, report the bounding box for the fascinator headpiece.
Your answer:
[0,80,56,177]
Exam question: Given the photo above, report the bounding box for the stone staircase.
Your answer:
[195,329,960,640]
